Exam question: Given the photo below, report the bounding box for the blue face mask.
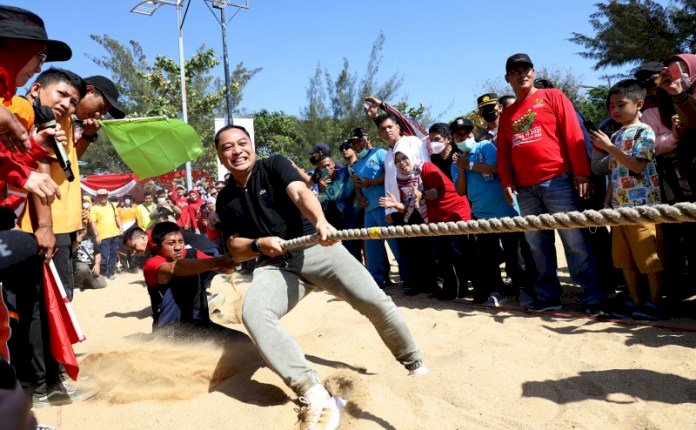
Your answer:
[356,148,369,159]
[459,137,477,152]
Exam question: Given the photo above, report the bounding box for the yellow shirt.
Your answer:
[89,203,120,241]
[117,206,139,230]
[18,116,82,234]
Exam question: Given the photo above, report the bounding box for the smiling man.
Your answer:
[214,124,426,430]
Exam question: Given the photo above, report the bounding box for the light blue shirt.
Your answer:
[354,147,387,213]
[451,140,518,219]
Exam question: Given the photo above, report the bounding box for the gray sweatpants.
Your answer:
[242,243,423,395]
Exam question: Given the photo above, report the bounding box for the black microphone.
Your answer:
[33,104,74,182]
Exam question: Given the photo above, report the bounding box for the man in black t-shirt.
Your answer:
[214,125,426,430]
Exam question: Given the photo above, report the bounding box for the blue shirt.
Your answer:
[353,147,387,213]
[451,140,518,219]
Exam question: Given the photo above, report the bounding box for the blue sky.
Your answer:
[10,0,648,122]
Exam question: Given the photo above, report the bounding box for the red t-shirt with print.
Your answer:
[497,88,590,188]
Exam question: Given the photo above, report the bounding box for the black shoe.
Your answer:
[526,299,563,312]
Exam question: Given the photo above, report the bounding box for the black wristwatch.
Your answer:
[250,238,260,253]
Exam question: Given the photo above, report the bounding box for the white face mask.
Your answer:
[157,197,166,204]
[430,141,446,155]
[124,199,132,206]
[459,137,477,152]
[82,203,90,209]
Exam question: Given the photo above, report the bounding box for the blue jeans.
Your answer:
[100,236,119,278]
[364,208,399,286]
[516,173,605,305]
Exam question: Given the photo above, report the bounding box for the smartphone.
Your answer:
[320,167,330,179]
[362,102,371,110]
[347,166,359,181]
[667,62,683,81]
[583,120,599,133]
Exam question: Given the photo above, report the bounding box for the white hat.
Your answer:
[96,189,108,196]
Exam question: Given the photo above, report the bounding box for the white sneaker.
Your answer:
[407,364,429,376]
[207,293,225,313]
[297,394,346,430]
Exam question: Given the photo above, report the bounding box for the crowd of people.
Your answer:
[1,3,696,430]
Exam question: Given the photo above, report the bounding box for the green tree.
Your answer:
[82,34,260,174]
[569,0,695,70]
[300,32,407,154]
[576,86,610,124]
[253,109,305,163]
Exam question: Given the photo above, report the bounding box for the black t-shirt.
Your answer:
[430,144,461,181]
[216,155,315,242]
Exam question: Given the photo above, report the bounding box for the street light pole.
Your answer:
[130,0,193,191]
[204,0,250,125]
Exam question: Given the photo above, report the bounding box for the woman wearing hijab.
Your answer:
[380,145,473,299]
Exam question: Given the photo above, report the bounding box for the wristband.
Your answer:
[36,223,53,229]
[250,238,260,253]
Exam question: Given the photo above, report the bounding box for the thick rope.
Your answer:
[281,202,696,250]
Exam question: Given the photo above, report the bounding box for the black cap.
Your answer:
[449,117,474,134]
[307,143,331,155]
[338,140,353,151]
[0,6,71,62]
[477,93,499,109]
[350,127,369,139]
[634,62,663,80]
[84,76,125,119]
[505,53,533,73]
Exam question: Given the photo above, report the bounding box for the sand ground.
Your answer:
[33,245,696,430]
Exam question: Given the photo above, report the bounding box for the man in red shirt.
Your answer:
[497,53,606,314]
[142,221,237,331]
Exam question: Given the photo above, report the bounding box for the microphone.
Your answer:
[33,104,74,182]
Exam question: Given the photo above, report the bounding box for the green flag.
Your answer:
[99,116,204,179]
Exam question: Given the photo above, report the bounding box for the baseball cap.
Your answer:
[338,140,353,151]
[0,6,71,62]
[350,127,369,139]
[449,117,474,134]
[477,93,499,109]
[96,188,108,196]
[505,53,534,73]
[634,62,663,80]
[84,76,126,119]
[307,143,331,156]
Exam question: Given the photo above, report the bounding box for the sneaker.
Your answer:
[608,299,639,319]
[297,394,346,430]
[407,364,430,376]
[32,393,52,408]
[632,302,669,321]
[482,292,507,308]
[37,425,56,430]
[207,293,225,313]
[526,299,563,312]
[46,383,98,405]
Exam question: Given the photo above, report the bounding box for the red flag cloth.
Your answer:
[42,264,84,380]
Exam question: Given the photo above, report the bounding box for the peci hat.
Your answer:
[449,117,474,134]
[0,6,71,62]
[84,76,125,119]
[307,143,331,156]
[505,53,533,73]
[477,93,499,109]
[634,62,663,81]
[96,188,109,196]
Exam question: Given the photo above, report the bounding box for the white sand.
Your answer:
[34,254,696,430]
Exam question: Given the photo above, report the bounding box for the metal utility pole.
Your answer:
[204,0,250,125]
[130,0,193,190]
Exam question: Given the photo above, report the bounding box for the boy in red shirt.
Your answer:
[497,53,606,315]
